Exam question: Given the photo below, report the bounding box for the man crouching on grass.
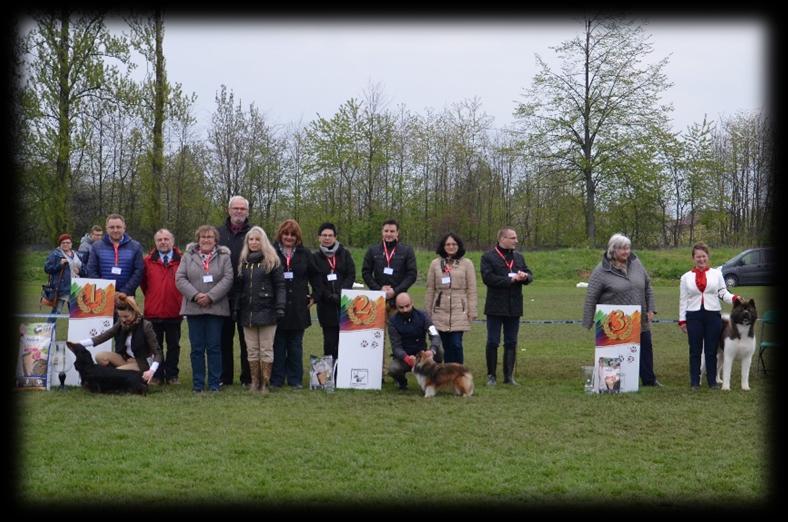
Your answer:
[387,292,443,390]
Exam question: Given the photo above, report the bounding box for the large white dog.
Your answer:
[719,299,758,391]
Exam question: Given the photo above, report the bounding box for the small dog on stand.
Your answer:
[412,349,474,398]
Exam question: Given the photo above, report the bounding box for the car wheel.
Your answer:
[724,274,738,288]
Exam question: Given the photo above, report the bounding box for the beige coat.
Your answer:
[176,243,234,317]
[424,257,478,332]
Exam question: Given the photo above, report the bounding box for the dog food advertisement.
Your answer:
[16,322,54,391]
[592,305,641,393]
[335,290,386,390]
[64,278,116,386]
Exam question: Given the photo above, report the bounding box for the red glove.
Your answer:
[403,355,415,368]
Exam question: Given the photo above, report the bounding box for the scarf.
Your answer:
[59,248,82,278]
[692,266,709,293]
[320,241,340,257]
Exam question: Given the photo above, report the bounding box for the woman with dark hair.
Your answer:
[76,292,162,384]
[424,233,477,364]
[271,219,314,389]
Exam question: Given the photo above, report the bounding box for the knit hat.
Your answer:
[57,233,72,244]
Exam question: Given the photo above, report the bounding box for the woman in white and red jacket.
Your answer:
[679,242,741,389]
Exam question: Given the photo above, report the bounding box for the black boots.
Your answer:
[485,344,498,385]
[503,349,519,385]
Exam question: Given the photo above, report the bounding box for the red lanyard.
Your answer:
[201,252,213,273]
[495,247,514,272]
[284,249,293,271]
[443,259,454,273]
[326,255,337,273]
[113,243,120,266]
[382,242,396,267]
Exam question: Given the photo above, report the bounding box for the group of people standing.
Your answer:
[45,197,747,393]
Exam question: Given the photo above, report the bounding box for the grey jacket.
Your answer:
[582,252,656,331]
[176,243,234,317]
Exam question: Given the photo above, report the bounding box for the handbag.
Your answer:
[40,264,66,309]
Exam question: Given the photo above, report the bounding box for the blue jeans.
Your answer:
[271,329,305,387]
[187,315,224,391]
[439,331,465,364]
[48,297,69,324]
[686,307,722,387]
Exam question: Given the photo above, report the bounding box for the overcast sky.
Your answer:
[60,17,771,138]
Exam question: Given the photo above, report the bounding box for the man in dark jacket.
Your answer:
[480,227,533,386]
[309,222,356,363]
[86,214,144,296]
[387,292,443,390]
[77,225,103,267]
[217,195,253,387]
[140,229,183,385]
[362,219,417,311]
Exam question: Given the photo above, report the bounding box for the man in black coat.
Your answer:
[217,195,253,387]
[361,219,417,311]
[480,227,533,386]
[309,223,356,363]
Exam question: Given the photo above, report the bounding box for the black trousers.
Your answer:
[322,326,340,362]
[151,319,182,381]
[221,317,249,385]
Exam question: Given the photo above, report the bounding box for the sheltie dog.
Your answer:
[412,350,474,398]
[719,299,758,391]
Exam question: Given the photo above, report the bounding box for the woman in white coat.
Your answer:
[679,242,742,389]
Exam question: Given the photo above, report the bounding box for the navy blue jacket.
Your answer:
[86,234,145,295]
[388,309,442,361]
[44,250,73,297]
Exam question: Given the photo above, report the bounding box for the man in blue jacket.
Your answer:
[87,214,145,296]
[387,292,443,390]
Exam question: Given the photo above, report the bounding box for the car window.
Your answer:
[740,251,760,265]
[763,249,775,264]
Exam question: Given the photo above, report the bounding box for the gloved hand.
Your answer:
[276,309,286,319]
[403,355,416,368]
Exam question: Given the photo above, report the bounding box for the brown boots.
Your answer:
[247,360,273,395]
[260,362,272,396]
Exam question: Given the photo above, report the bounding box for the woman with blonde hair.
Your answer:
[233,226,286,395]
[76,292,162,384]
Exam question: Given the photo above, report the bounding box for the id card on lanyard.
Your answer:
[441,259,452,285]
[202,252,214,283]
[383,242,396,275]
[495,247,516,278]
[283,249,294,279]
[111,243,122,274]
[326,255,338,281]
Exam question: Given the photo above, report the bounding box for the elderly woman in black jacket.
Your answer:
[234,226,286,395]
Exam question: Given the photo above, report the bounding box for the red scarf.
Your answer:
[692,266,709,293]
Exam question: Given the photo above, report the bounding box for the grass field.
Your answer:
[12,249,777,509]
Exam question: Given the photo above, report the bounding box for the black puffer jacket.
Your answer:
[310,244,356,327]
[480,247,533,317]
[234,252,286,327]
[274,242,313,330]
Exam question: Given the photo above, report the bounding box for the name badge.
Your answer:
[284,271,294,280]
[508,272,518,279]
[383,267,394,275]
[111,267,122,275]
[441,276,451,285]
[327,273,338,281]
[203,274,214,283]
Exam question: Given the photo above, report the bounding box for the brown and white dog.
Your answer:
[718,299,758,391]
[412,350,474,398]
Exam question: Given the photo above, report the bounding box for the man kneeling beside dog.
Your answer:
[66,292,162,394]
[388,293,474,397]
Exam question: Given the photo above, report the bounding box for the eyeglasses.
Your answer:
[319,233,335,237]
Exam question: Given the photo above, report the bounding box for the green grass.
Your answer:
[12,249,776,508]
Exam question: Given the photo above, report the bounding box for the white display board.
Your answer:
[335,289,386,390]
[62,278,116,386]
[591,304,641,394]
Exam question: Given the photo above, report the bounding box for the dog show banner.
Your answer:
[592,304,641,393]
[63,278,116,386]
[335,289,387,390]
[16,322,55,391]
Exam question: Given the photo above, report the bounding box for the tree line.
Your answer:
[14,12,773,252]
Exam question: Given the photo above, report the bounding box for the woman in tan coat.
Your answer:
[425,233,477,364]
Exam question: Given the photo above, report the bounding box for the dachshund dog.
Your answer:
[66,341,148,395]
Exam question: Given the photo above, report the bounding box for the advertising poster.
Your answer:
[63,278,116,386]
[592,304,641,393]
[335,290,386,390]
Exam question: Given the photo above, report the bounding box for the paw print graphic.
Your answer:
[103,320,111,328]
[90,328,98,336]
[360,340,369,348]
[374,331,381,339]
[627,355,635,363]
[371,341,378,348]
